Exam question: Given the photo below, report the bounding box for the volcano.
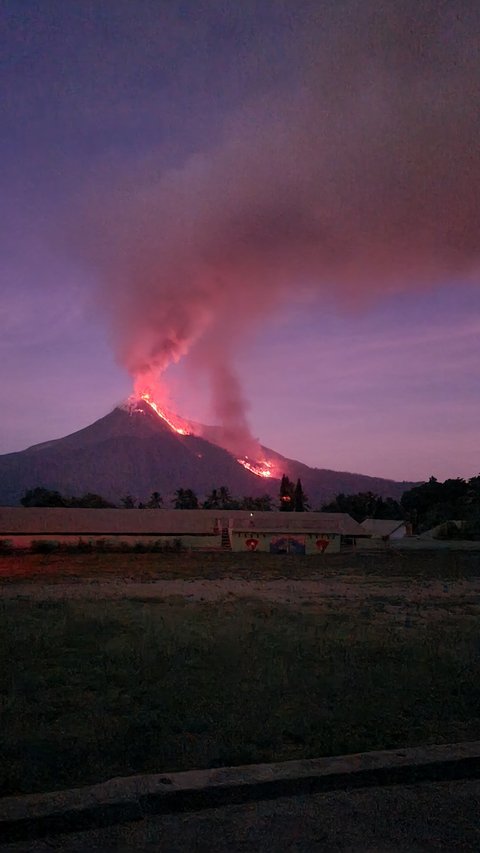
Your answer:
[0,400,414,506]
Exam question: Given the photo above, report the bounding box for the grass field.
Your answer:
[0,553,480,795]
[1,550,479,798]
[1,548,480,582]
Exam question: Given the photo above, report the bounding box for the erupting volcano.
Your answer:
[131,390,279,480]
[0,393,415,507]
[137,392,191,437]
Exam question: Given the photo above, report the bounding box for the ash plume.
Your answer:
[83,0,480,455]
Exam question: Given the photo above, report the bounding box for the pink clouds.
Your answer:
[76,1,480,462]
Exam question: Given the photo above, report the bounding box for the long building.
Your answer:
[0,508,369,553]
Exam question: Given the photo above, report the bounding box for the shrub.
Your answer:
[0,539,14,555]
[61,538,94,554]
[30,540,60,554]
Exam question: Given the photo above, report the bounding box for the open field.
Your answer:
[1,551,479,798]
[1,548,480,582]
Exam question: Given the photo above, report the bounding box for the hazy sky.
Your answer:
[1,0,479,481]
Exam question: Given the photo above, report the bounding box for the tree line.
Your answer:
[19,477,309,512]
[321,475,480,537]
[20,475,480,535]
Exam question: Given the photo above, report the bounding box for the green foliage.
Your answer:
[321,491,403,523]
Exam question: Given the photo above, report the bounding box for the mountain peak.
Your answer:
[0,403,416,506]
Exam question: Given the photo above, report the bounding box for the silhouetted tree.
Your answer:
[20,488,116,508]
[401,475,480,533]
[203,488,221,509]
[293,478,309,512]
[20,487,68,507]
[173,488,199,509]
[121,494,136,509]
[203,486,239,509]
[218,486,235,508]
[321,491,403,523]
[146,491,163,509]
[74,493,115,508]
[242,494,274,511]
[257,494,273,511]
[279,475,295,511]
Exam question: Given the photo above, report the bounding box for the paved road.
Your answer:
[2,779,479,852]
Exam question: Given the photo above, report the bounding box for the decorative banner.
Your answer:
[245,538,259,551]
[270,536,306,555]
[316,539,330,553]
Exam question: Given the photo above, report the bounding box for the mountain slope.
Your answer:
[0,402,415,506]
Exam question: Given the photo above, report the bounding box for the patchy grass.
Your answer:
[0,549,479,583]
[0,597,479,797]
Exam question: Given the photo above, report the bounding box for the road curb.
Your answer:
[1,741,479,843]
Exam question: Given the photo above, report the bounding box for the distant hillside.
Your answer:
[0,402,416,506]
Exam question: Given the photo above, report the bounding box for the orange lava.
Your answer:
[135,392,277,478]
[237,457,275,479]
[140,392,191,435]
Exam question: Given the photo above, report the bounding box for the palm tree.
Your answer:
[147,491,163,509]
[218,486,233,509]
[172,488,199,509]
[203,488,220,509]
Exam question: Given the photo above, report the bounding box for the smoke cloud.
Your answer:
[84,1,480,455]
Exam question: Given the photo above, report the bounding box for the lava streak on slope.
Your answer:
[139,392,191,435]
[131,392,279,480]
[236,457,275,479]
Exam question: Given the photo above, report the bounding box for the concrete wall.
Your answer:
[2,533,222,551]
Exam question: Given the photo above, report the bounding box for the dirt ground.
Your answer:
[1,551,479,797]
[1,552,479,623]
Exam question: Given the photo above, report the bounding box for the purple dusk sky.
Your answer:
[1,1,479,483]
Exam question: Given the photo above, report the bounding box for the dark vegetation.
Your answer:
[321,492,404,522]
[20,488,115,509]
[18,481,303,512]
[18,475,480,538]
[279,475,309,511]
[322,475,480,537]
[0,594,478,797]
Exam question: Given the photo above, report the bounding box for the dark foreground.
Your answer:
[3,779,480,852]
[1,550,479,797]
[1,591,479,797]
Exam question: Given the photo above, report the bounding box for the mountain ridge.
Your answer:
[0,402,417,506]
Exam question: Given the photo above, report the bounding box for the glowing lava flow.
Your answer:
[237,457,274,479]
[140,393,191,435]
[133,393,276,477]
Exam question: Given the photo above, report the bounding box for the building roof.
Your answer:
[360,518,406,537]
[0,508,367,537]
[232,512,368,536]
